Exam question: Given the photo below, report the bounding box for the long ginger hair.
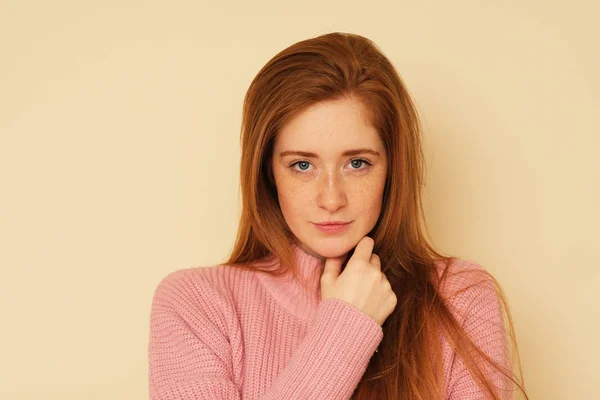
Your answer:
[222,31,528,399]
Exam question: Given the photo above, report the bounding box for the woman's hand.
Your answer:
[320,236,397,326]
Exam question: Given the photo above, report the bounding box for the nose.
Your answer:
[316,172,347,213]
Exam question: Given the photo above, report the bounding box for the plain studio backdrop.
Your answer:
[1,1,598,399]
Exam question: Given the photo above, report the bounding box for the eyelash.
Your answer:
[288,158,372,173]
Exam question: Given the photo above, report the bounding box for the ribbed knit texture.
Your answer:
[148,244,512,399]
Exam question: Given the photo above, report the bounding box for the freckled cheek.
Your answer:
[352,192,383,214]
[277,183,313,218]
[350,180,386,218]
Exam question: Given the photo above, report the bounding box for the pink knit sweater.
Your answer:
[148,243,511,399]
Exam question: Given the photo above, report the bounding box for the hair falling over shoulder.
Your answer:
[223,32,528,399]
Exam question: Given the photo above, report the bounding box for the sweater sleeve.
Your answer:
[443,261,514,400]
[148,269,242,399]
[148,268,383,400]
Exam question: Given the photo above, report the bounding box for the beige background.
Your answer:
[1,1,598,399]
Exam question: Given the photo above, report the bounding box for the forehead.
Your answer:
[274,98,384,154]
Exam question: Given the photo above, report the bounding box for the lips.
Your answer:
[313,221,352,234]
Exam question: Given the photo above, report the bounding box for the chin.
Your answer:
[300,235,361,259]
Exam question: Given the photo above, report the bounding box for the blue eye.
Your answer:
[294,161,311,171]
[350,159,368,169]
[289,159,371,172]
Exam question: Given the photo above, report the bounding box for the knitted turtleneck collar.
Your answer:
[255,242,327,323]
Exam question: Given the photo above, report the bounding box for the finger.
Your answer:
[369,253,381,267]
[381,276,391,289]
[322,254,347,284]
[353,236,375,262]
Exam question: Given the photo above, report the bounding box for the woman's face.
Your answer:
[271,97,388,260]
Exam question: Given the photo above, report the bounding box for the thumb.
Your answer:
[321,254,348,287]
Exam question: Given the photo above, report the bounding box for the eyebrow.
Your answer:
[279,148,381,158]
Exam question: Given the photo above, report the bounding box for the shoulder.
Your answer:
[152,266,222,303]
[154,262,254,297]
[150,264,251,325]
[433,258,502,326]
[434,257,495,287]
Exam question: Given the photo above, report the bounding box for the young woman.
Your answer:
[148,32,528,399]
